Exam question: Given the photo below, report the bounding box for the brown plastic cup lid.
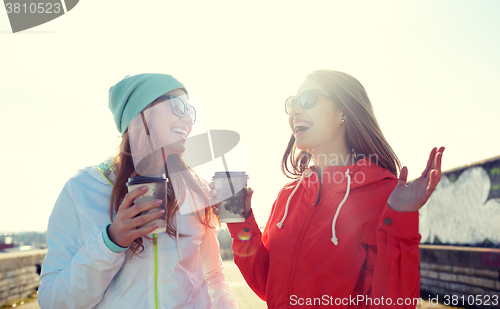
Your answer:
[213,171,248,179]
[126,174,168,186]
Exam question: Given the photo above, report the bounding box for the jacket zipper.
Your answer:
[154,233,159,309]
[98,168,160,308]
[288,169,324,304]
[312,168,323,207]
[287,207,318,307]
[312,177,321,207]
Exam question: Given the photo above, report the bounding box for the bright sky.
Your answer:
[1,0,499,233]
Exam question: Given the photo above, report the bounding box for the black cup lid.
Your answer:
[213,171,248,179]
[126,174,168,186]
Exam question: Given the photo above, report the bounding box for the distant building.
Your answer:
[0,232,47,252]
[0,243,14,251]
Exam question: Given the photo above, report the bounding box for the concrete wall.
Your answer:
[419,156,500,247]
[1,246,499,307]
[420,245,500,308]
[0,249,46,307]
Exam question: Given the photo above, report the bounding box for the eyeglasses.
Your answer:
[153,94,196,124]
[285,89,333,115]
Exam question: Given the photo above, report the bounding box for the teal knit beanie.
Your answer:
[109,73,186,134]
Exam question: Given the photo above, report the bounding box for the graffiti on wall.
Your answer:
[419,156,500,247]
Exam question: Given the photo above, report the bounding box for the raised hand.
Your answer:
[107,186,165,248]
[387,147,445,212]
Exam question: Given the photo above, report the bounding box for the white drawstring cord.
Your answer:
[331,169,351,245]
[176,212,183,261]
[277,176,305,229]
[276,168,351,246]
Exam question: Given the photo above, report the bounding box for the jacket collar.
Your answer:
[300,158,396,197]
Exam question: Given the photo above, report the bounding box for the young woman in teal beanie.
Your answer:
[211,70,444,308]
[38,74,238,309]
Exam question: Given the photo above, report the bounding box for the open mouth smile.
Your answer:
[171,127,188,139]
[293,122,312,137]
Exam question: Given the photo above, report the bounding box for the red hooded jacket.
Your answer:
[227,159,421,308]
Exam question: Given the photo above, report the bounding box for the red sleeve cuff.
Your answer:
[379,203,420,239]
[227,212,262,241]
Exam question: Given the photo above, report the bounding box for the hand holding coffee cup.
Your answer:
[125,175,168,234]
[208,181,253,222]
[107,186,166,248]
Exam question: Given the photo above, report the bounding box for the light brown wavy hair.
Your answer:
[282,69,401,178]
[106,129,214,256]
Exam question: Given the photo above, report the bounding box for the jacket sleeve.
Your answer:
[38,185,126,309]
[200,222,239,309]
[226,194,282,301]
[362,200,421,309]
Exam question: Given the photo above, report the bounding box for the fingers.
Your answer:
[427,146,444,185]
[246,187,253,200]
[208,186,221,207]
[421,147,437,178]
[208,186,221,208]
[245,187,253,218]
[109,200,165,247]
[208,188,218,198]
[422,148,444,204]
[430,146,445,170]
[427,151,443,190]
[425,169,440,198]
[434,149,443,174]
[128,199,163,217]
[211,187,254,217]
[110,186,168,247]
[119,186,148,211]
[128,223,160,241]
[398,166,408,186]
[421,146,445,178]
[130,208,165,229]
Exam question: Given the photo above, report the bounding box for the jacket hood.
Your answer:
[277,158,397,245]
[78,166,116,186]
[303,158,397,192]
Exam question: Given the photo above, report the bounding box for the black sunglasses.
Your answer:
[153,94,196,124]
[285,89,333,115]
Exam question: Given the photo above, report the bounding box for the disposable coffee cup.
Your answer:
[213,172,248,223]
[126,174,168,234]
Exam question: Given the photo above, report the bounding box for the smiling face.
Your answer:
[144,88,194,157]
[288,78,348,158]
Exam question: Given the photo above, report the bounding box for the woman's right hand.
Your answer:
[107,186,165,248]
[208,182,254,219]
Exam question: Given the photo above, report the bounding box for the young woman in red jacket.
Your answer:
[211,70,444,308]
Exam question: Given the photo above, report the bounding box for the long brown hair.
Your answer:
[107,131,214,255]
[282,70,401,178]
